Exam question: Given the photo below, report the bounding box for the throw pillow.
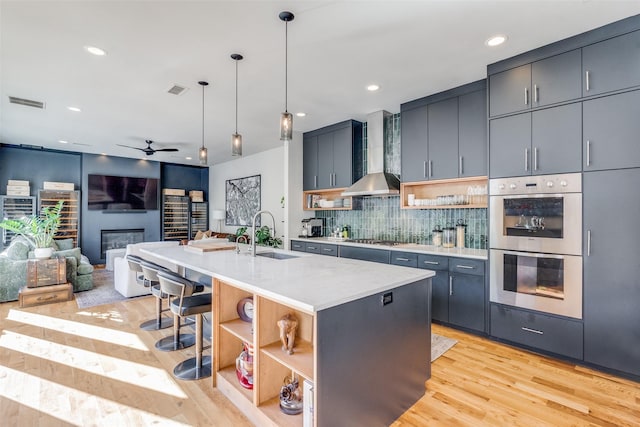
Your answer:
[54,247,82,264]
[6,240,29,260]
[194,230,205,240]
[55,238,75,251]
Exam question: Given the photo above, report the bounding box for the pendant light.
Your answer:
[198,80,209,165]
[279,11,294,141]
[231,53,243,156]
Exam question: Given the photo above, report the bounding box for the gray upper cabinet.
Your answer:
[400,105,428,182]
[303,120,361,190]
[489,50,581,117]
[583,30,640,97]
[401,81,487,182]
[458,89,487,177]
[583,169,640,377]
[303,135,319,190]
[489,64,531,117]
[490,103,582,178]
[583,89,640,171]
[531,49,582,108]
[428,97,459,180]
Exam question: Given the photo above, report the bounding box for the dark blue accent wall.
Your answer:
[161,163,209,199]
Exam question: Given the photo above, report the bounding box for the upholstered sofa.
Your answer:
[113,241,180,297]
[0,237,94,303]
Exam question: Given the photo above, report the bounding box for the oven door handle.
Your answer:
[498,249,567,260]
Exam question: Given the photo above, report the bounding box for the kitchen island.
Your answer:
[142,245,433,427]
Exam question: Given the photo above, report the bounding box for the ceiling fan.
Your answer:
[117,139,179,156]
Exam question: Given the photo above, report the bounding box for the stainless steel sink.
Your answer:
[256,252,299,260]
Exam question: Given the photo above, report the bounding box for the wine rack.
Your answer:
[38,190,80,247]
[162,194,189,241]
[0,195,36,248]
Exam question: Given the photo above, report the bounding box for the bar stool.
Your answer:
[157,270,212,380]
[138,259,174,331]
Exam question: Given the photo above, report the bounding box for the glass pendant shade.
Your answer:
[280,111,293,141]
[232,133,242,156]
[199,146,208,165]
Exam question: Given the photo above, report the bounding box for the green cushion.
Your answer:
[6,241,29,260]
[55,238,74,250]
[54,247,82,264]
[77,263,94,275]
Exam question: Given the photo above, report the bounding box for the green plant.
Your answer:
[0,200,64,248]
[254,225,282,248]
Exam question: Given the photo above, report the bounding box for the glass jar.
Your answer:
[442,225,456,248]
[432,225,443,247]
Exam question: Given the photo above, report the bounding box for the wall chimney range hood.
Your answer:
[342,110,400,197]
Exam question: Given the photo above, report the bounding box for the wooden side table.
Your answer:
[19,283,73,308]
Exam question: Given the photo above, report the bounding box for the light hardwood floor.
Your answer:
[1,295,638,426]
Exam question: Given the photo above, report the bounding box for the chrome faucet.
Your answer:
[251,210,276,257]
[236,235,248,254]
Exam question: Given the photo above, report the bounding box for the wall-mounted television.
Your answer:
[87,174,159,211]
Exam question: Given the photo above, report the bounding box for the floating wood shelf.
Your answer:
[400,176,488,209]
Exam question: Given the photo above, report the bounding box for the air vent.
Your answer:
[9,96,45,109]
[167,84,188,96]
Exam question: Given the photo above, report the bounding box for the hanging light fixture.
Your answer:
[231,53,243,156]
[198,80,209,165]
[279,11,294,141]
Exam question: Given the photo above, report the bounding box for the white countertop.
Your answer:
[294,237,488,260]
[141,245,433,313]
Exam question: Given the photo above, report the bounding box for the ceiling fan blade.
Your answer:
[154,148,179,152]
[116,144,145,152]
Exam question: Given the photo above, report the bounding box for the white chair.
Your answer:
[113,241,180,297]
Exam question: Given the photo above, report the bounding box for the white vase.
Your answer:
[34,247,54,259]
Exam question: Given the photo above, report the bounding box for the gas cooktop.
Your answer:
[347,239,402,246]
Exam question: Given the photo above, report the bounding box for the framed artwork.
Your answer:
[225,174,261,226]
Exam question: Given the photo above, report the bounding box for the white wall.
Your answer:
[209,132,306,246]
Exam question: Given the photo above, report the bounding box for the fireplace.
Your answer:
[100,229,144,259]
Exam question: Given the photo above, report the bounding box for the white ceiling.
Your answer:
[2,1,639,166]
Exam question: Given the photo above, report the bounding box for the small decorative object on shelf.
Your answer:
[279,375,303,415]
[277,313,298,355]
[235,341,254,389]
[236,296,254,322]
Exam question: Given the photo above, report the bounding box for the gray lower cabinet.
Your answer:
[583,89,640,171]
[290,240,338,257]
[418,255,449,323]
[583,169,640,377]
[490,103,582,178]
[291,240,305,252]
[490,304,583,360]
[448,258,486,332]
[390,251,418,268]
[339,246,390,264]
[400,105,428,183]
[582,29,640,97]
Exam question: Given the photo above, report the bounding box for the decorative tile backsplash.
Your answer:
[315,196,488,249]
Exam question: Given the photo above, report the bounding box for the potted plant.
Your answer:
[0,200,64,259]
[255,225,282,248]
[228,226,248,243]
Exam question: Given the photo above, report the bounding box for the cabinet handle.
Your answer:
[587,230,592,257]
[534,84,538,103]
[521,327,544,335]
[586,140,591,167]
[423,260,440,265]
[396,257,410,262]
[308,246,316,250]
[314,175,317,188]
[455,264,475,270]
[333,173,336,186]
[449,276,453,296]
[524,87,529,105]
[428,160,433,177]
[533,147,538,171]
[423,161,427,178]
[525,148,529,171]
[585,70,590,92]
[459,156,463,176]
[323,248,332,252]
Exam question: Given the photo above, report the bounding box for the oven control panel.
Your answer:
[489,173,581,195]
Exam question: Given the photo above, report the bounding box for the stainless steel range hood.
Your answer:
[342,110,400,197]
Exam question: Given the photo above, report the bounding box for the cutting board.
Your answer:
[185,242,236,253]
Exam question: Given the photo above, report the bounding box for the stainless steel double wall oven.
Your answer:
[489,173,582,319]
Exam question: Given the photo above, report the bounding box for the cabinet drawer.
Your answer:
[390,251,418,268]
[417,254,449,271]
[449,258,485,276]
[305,242,322,254]
[319,243,338,257]
[291,240,305,252]
[339,246,390,264]
[19,283,73,308]
[490,304,583,360]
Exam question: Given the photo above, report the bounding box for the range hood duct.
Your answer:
[342,110,400,197]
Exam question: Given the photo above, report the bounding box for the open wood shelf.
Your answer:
[400,176,488,209]
[217,366,254,403]
[302,187,357,210]
[259,396,304,427]
[261,340,314,380]
[220,318,253,343]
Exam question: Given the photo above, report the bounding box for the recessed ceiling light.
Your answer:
[185,156,192,160]
[101,152,107,156]
[67,106,81,112]
[296,112,306,117]
[85,46,106,56]
[486,35,507,47]
[367,84,380,92]
[58,140,69,144]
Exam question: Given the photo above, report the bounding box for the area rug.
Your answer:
[75,268,130,309]
[431,333,457,362]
